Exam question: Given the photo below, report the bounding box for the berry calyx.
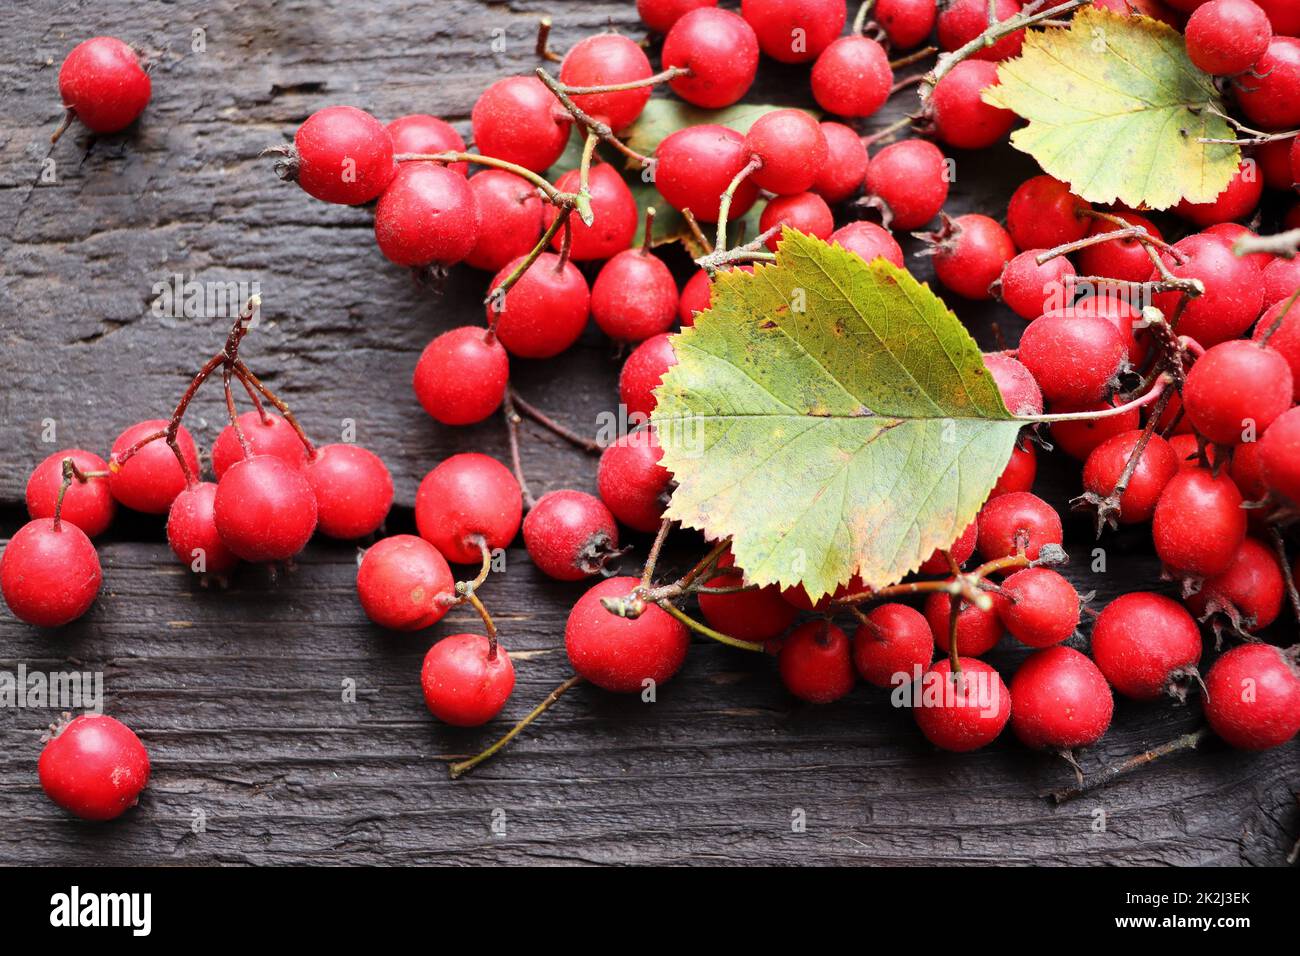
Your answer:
[913,658,1011,752]
[1,518,101,627]
[853,602,934,688]
[565,576,690,692]
[212,410,308,479]
[778,621,856,704]
[356,535,455,631]
[976,491,1063,563]
[26,450,115,538]
[213,455,318,562]
[523,490,622,581]
[291,106,396,205]
[1203,643,1300,750]
[57,37,151,137]
[1186,536,1284,634]
[421,633,516,727]
[1090,593,1202,700]
[413,326,510,426]
[305,443,393,539]
[415,453,522,564]
[1009,646,1113,750]
[39,714,149,821]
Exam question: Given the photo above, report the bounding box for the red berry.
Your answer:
[998,567,1080,648]
[654,124,760,222]
[523,490,621,581]
[1007,176,1090,252]
[415,453,522,564]
[421,634,515,726]
[864,139,950,231]
[463,170,544,272]
[913,658,1011,751]
[829,221,905,268]
[1256,135,1295,189]
[1203,643,1300,750]
[1258,405,1300,503]
[1175,159,1263,227]
[679,268,712,325]
[779,621,855,703]
[544,164,638,260]
[1185,0,1272,75]
[486,252,590,358]
[853,602,934,687]
[759,192,835,250]
[413,326,509,426]
[938,0,1024,61]
[26,450,114,538]
[1254,0,1300,34]
[924,590,1004,657]
[1018,313,1127,406]
[597,430,672,532]
[385,114,467,175]
[166,482,239,575]
[1082,430,1179,524]
[559,34,654,132]
[566,575,691,692]
[1187,536,1284,632]
[931,60,1016,150]
[1228,438,1268,501]
[58,37,151,135]
[997,250,1076,320]
[1043,299,1151,368]
[592,248,679,342]
[1152,468,1247,578]
[1010,646,1113,749]
[1204,220,1273,271]
[781,575,867,613]
[214,455,318,562]
[374,163,478,268]
[1091,593,1202,700]
[984,353,1043,416]
[638,0,719,33]
[742,109,828,196]
[293,106,395,205]
[1262,257,1300,311]
[991,442,1038,497]
[1184,340,1293,445]
[1154,235,1264,348]
[471,77,571,172]
[357,535,455,631]
[741,0,846,63]
[620,333,679,419]
[305,443,393,539]
[810,36,893,119]
[663,8,760,108]
[918,520,978,574]
[928,213,1016,300]
[698,550,797,643]
[976,491,1062,563]
[1168,433,1219,472]
[877,0,939,49]
[1,518,101,627]
[212,411,308,480]
[108,419,200,514]
[812,121,869,204]
[1235,36,1300,129]
[1077,210,1162,284]
[39,714,149,821]
[1253,297,1300,400]
[1049,396,1141,461]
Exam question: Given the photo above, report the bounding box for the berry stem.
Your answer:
[1233,228,1300,260]
[575,130,599,227]
[680,208,714,254]
[947,591,962,674]
[1258,287,1300,347]
[394,151,574,208]
[448,674,584,779]
[862,116,913,147]
[467,592,498,659]
[852,0,876,35]
[486,206,572,316]
[640,518,673,588]
[714,155,763,253]
[549,65,691,96]
[657,600,766,652]
[535,16,562,63]
[222,365,254,459]
[641,206,656,254]
[1047,727,1210,804]
[1268,528,1300,626]
[238,370,272,424]
[232,360,317,459]
[52,456,100,531]
[534,68,655,170]
[889,46,936,70]
[501,389,538,510]
[50,107,75,145]
[508,387,602,453]
[1071,387,1172,536]
[1018,374,1170,424]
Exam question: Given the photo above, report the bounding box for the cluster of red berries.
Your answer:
[12,0,1300,817]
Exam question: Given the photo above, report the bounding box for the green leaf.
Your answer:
[622,99,814,164]
[651,230,1022,601]
[628,177,764,257]
[982,7,1239,210]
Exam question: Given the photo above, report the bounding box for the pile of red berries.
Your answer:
[10,0,1300,818]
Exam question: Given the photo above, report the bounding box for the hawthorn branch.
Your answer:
[1234,228,1300,260]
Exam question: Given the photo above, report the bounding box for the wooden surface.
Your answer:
[0,0,1296,866]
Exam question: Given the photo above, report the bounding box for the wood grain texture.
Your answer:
[0,0,1295,866]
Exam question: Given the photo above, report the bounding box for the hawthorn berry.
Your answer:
[976,491,1062,563]
[918,521,978,574]
[1,518,101,627]
[930,60,1016,150]
[1252,298,1300,400]
[913,658,1011,752]
[421,634,515,727]
[779,621,856,704]
[876,0,939,49]
[305,443,393,539]
[742,109,828,196]
[1081,430,1179,524]
[292,106,395,205]
[938,0,1024,62]
[663,7,760,108]
[597,430,672,532]
[1210,222,1272,271]
[1203,643,1300,750]
[1151,468,1247,578]
[1254,0,1300,34]
[983,353,1043,416]
[1009,646,1113,750]
[1048,396,1141,461]
[1077,210,1163,285]
[25,450,115,538]
[413,326,510,426]
[1042,299,1150,368]
[471,76,572,173]
[742,0,846,64]
[1262,257,1300,311]
[463,170,544,272]
[1183,340,1293,446]
[108,420,201,515]
[1017,313,1128,406]
[759,192,834,250]
[1006,176,1090,252]
[213,455,318,563]
[1235,36,1300,130]
[1168,433,1223,473]
[996,250,1076,321]
[1255,136,1295,190]
[523,490,621,581]
[565,575,690,692]
[544,164,638,260]
[1228,438,1268,502]
[655,124,760,222]
[638,0,719,33]
[485,252,590,359]
[1187,536,1284,633]
[829,221,905,268]
[781,575,867,613]
[698,551,796,643]
[415,453,522,564]
[810,36,893,119]
[619,333,679,419]
[991,443,1038,498]
[924,214,1016,301]
[863,139,949,231]
[356,534,455,631]
[1090,593,1202,700]
[1174,159,1263,228]
[385,114,467,175]
[57,37,151,136]
[592,247,680,342]
[852,603,934,688]
[679,268,712,325]
[559,34,654,132]
[1185,0,1272,75]
[38,714,149,821]
[166,482,239,575]
[924,591,1004,657]
[998,567,1080,648]
[374,163,479,268]
[211,411,308,479]
[812,121,869,204]
[1258,405,1300,503]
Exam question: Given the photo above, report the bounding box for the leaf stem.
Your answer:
[1017,374,1170,424]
